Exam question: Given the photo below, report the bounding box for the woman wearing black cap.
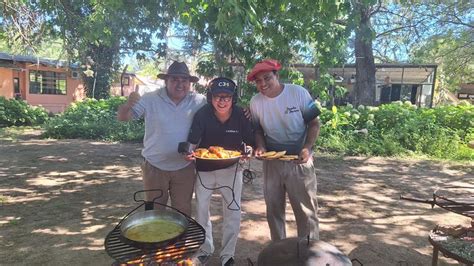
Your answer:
[185,77,254,266]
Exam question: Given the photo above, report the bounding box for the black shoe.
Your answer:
[197,255,211,264]
[191,254,211,265]
[224,257,235,266]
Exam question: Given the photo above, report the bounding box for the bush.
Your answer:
[0,97,49,127]
[317,101,473,161]
[43,97,144,141]
[41,96,473,161]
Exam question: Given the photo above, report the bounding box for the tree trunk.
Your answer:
[353,4,376,106]
[83,42,120,99]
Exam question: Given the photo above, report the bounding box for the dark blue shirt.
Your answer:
[188,104,254,171]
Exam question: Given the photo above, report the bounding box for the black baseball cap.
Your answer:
[209,77,236,95]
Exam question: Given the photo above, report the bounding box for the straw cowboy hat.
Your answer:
[157,61,199,83]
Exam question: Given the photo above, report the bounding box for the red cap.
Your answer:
[247,59,282,81]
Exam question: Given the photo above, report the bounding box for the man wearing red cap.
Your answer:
[248,59,321,241]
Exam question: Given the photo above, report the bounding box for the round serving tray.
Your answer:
[195,156,241,171]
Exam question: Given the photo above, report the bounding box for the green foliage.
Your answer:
[371,2,472,96]
[0,97,49,127]
[412,31,473,93]
[237,82,257,107]
[0,126,42,141]
[316,102,474,161]
[195,55,235,79]
[0,0,175,99]
[177,0,349,96]
[0,38,66,59]
[42,97,144,141]
[279,68,305,86]
[135,58,162,78]
[36,96,474,161]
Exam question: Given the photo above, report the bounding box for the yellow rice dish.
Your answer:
[124,220,185,243]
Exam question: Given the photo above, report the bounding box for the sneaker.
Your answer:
[223,257,235,266]
[198,255,211,264]
[191,254,211,265]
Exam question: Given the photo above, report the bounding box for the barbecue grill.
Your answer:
[401,186,474,266]
[104,190,205,265]
[257,236,352,266]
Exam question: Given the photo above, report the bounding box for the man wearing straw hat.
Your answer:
[117,61,206,215]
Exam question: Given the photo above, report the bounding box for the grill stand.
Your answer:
[401,187,474,266]
[429,229,473,266]
[105,215,205,265]
[104,190,205,265]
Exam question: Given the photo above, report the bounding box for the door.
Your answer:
[13,77,21,99]
[390,84,401,101]
[380,85,391,104]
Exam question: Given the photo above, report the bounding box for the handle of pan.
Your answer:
[133,189,164,210]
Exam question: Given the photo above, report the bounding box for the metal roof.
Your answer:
[329,65,437,84]
[0,52,79,68]
[0,60,22,70]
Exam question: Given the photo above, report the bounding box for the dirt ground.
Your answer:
[0,129,473,266]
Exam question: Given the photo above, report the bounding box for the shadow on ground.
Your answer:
[0,134,472,265]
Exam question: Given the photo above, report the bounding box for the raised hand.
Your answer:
[117,92,141,121]
[127,91,141,108]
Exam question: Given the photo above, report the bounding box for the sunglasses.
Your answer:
[213,95,233,102]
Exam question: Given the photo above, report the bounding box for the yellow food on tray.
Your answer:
[259,151,299,160]
[279,155,299,161]
[195,146,241,159]
[264,150,286,159]
[261,151,277,157]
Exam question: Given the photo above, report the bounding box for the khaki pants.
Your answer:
[195,165,243,265]
[263,158,319,241]
[141,160,195,216]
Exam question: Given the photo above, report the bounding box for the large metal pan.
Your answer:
[119,190,189,249]
[195,155,241,172]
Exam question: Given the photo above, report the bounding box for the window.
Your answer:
[122,77,130,86]
[29,70,67,95]
[400,85,413,102]
[71,71,80,79]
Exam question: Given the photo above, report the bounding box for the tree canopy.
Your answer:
[1,0,174,98]
[0,1,472,102]
[370,2,473,93]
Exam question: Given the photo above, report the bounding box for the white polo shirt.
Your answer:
[132,87,206,171]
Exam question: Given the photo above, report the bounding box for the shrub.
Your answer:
[42,97,144,141]
[41,96,473,161]
[0,97,49,127]
[317,101,473,161]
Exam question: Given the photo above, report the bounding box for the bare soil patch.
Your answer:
[0,131,472,265]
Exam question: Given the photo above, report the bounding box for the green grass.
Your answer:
[0,126,42,141]
[0,195,7,204]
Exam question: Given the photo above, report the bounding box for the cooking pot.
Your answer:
[119,190,189,249]
[258,237,352,266]
[195,156,241,172]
